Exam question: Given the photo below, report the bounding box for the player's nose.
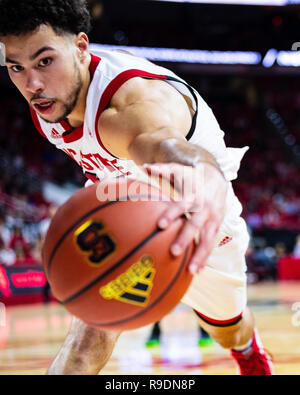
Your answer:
[26,69,45,94]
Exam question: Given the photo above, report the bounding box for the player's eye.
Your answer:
[10,65,24,73]
[38,57,53,68]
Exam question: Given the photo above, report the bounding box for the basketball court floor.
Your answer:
[0,281,300,375]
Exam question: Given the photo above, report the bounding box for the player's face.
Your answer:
[2,24,87,124]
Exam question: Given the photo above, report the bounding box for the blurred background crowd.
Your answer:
[0,0,299,284]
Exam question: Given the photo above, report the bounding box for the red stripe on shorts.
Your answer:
[195,310,243,327]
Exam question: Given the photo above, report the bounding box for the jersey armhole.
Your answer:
[164,76,198,142]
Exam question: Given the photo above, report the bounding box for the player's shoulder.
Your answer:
[109,76,179,112]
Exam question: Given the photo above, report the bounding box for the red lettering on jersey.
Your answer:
[93,155,130,176]
[89,154,105,170]
[81,153,103,170]
[80,151,94,172]
[62,149,132,178]
[93,154,115,173]
[109,159,131,176]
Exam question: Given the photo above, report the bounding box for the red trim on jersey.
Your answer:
[89,53,101,78]
[60,120,70,130]
[85,172,99,183]
[196,311,243,327]
[29,107,47,138]
[62,125,84,143]
[95,69,168,157]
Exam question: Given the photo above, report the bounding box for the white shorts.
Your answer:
[181,184,249,326]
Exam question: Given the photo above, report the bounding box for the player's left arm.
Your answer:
[98,77,228,274]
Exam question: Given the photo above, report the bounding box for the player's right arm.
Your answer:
[98,76,228,274]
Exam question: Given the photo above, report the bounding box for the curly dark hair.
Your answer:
[0,0,92,37]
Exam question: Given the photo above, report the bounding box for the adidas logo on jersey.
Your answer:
[218,236,233,247]
[51,128,61,139]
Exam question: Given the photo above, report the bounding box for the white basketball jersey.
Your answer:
[30,49,248,184]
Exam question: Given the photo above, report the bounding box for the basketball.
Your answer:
[42,178,194,331]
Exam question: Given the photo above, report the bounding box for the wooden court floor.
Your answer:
[0,281,300,375]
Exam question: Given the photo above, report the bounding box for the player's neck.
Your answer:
[66,57,91,128]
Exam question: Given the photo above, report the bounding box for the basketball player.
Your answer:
[0,0,273,375]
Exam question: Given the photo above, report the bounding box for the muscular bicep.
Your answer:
[98,78,192,160]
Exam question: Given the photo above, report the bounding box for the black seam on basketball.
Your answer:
[60,227,162,305]
[46,193,168,279]
[85,245,191,328]
[46,200,117,279]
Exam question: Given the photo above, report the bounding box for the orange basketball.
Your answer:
[42,178,194,331]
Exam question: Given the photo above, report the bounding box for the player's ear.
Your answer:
[75,32,90,63]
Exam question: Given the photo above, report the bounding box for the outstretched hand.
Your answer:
[144,162,228,275]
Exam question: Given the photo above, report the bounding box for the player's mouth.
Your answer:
[32,100,56,115]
